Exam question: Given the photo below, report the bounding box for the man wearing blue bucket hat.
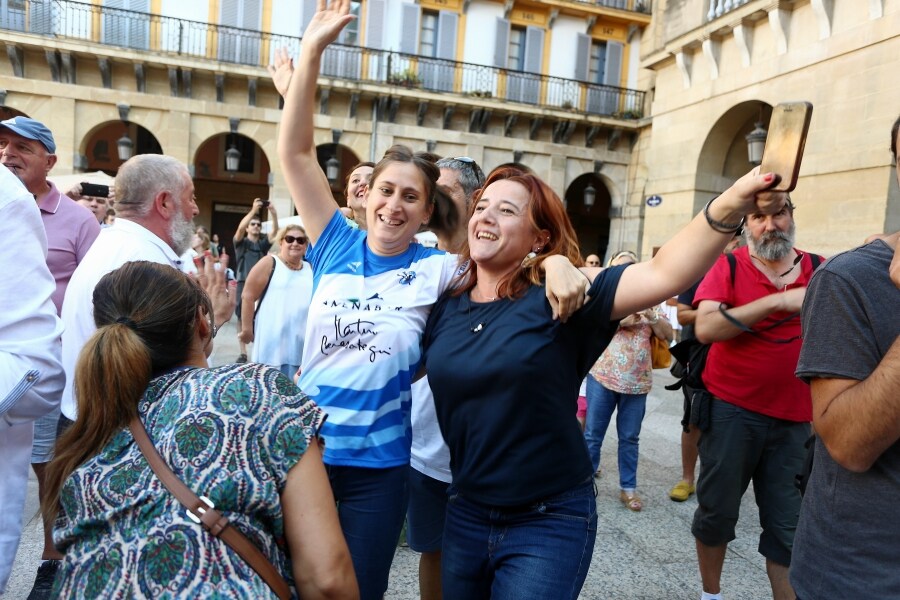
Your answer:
[0,115,99,600]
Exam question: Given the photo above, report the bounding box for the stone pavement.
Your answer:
[7,316,773,599]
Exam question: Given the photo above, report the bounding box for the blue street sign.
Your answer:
[646,195,663,207]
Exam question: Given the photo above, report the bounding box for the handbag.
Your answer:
[650,334,672,369]
[129,418,291,600]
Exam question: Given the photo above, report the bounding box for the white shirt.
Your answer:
[0,166,64,430]
[60,218,181,420]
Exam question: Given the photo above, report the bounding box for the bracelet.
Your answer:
[704,198,745,234]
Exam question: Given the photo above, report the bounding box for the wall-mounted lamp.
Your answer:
[116,102,133,161]
[426,139,437,153]
[326,128,342,186]
[745,116,768,166]
[225,117,241,172]
[513,149,524,163]
[583,183,597,209]
[0,89,7,107]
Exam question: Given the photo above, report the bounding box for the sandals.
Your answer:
[620,490,643,512]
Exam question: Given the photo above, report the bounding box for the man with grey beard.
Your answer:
[688,192,824,600]
[59,154,201,428]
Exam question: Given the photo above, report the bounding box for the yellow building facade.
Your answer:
[0,0,651,261]
[640,0,900,257]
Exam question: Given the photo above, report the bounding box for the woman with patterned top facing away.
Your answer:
[43,261,356,599]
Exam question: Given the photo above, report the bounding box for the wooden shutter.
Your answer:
[365,0,385,49]
[603,41,623,86]
[493,17,509,68]
[399,2,419,55]
[523,26,543,73]
[436,11,457,60]
[299,0,316,33]
[574,33,590,81]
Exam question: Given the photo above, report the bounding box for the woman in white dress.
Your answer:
[238,225,314,379]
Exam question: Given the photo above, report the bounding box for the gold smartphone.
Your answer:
[759,101,813,192]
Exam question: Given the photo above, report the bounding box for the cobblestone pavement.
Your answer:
[7,317,772,599]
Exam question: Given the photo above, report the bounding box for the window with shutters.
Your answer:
[505,25,542,105]
[0,0,26,32]
[418,9,456,93]
[588,41,607,84]
[508,27,526,72]
[102,0,150,50]
[321,0,361,78]
[217,0,262,66]
[585,40,624,116]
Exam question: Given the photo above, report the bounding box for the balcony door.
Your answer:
[495,20,543,106]
[575,34,623,116]
[103,0,150,50]
[402,8,458,93]
[218,0,262,66]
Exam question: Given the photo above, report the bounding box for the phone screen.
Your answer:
[758,102,813,193]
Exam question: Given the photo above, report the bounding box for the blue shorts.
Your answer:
[407,466,450,553]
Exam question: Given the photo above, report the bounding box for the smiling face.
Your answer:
[346,165,374,215]
[0,130,56,195]
[468,179,547,275]
[280,226,308,263]
[364,161,434,256]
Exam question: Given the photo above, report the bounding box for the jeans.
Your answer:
[326,464,409,600]
[442,479,597,600]
[583,376,647,489]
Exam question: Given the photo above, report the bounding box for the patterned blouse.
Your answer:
[590,306,666,395]
[52,363,325,599]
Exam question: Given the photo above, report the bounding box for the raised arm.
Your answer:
[277,0,355,244]
[234,199,264,243]
[611,171,781,319]
[266,202,280,243]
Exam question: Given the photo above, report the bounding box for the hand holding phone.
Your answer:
[758,102,813,193]
[80,182,110,198]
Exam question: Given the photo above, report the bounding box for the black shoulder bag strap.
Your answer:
[254,256,277,319]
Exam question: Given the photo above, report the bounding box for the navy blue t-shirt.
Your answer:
[423,267,625,506]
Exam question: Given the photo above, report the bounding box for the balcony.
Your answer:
[0,0,645,119]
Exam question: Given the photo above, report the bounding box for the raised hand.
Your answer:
[300,0,355,54]
[267,47,294,98]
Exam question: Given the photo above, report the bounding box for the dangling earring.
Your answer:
[521,247,541,268]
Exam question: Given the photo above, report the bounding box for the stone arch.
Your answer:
[80,120,162,175]
[565,172,612,261]
[193,132,272,258]
[694,100,773,213]
[316,143,363,204]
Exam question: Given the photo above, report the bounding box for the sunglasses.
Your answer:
[284,235,307,245]
[454,156,475,164]
[249,222,261,226]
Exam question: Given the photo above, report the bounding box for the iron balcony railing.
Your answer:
[1,0,645,119]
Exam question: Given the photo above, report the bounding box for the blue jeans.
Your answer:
[326,464,409,600]
[583,376,647,489]
[442,480,597,600]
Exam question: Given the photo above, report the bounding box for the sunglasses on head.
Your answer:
[454,156,475,164]
[284,235,307,245]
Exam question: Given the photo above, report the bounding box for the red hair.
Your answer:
[453,166,583,299]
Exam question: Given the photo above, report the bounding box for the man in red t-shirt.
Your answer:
[690,193,821,600]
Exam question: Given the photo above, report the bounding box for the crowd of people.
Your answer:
[1,2,898,599]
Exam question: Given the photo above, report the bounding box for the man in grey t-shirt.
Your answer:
[792,116,900,599]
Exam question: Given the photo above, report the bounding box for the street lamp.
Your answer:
[583,183,596,209]
[326,156,340,185]
[745,121,768,165]
[116,102,133,161]
[116,133,134,161]
[225,117,241,172]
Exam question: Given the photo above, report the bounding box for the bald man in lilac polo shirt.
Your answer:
[0,116,98,599]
